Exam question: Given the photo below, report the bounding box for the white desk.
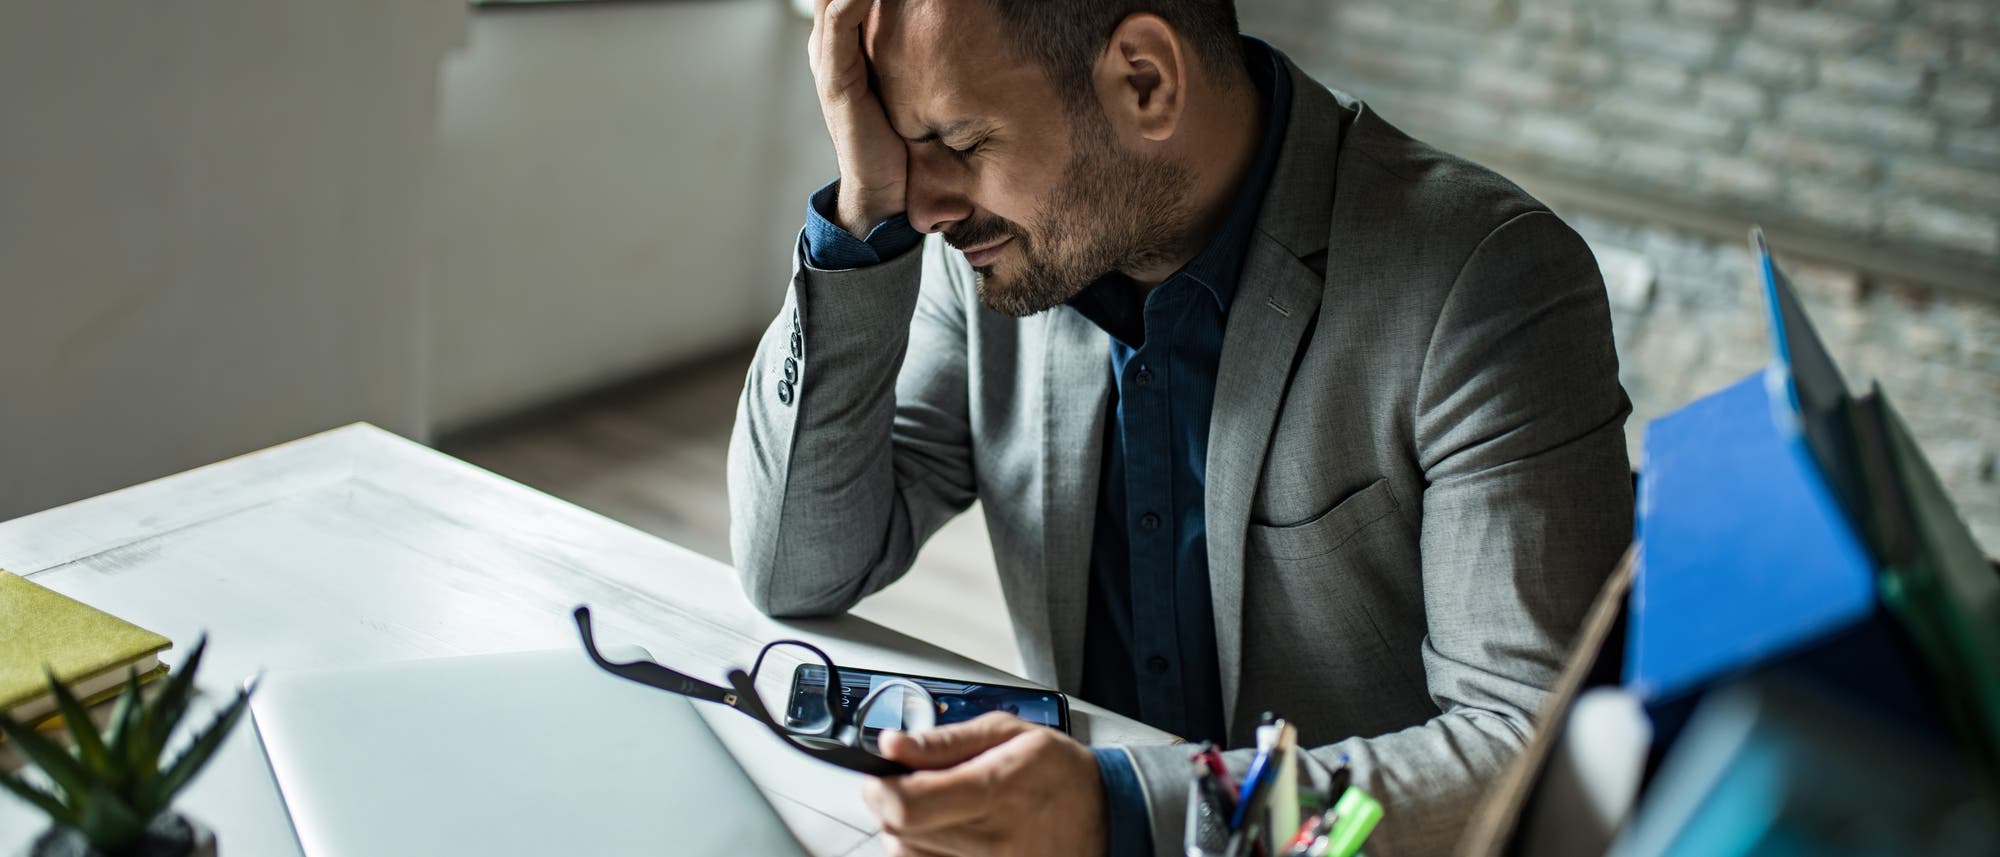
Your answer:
[0,424,1176,856]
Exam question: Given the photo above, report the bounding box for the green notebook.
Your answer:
[0,570,171,729]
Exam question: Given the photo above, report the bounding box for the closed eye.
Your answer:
[944,135,987,157]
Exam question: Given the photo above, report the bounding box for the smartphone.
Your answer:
[787,663,1071,735]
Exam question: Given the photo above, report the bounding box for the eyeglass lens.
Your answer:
[749,642,940,748]
[852,680,937,752]
[752,642,840,736]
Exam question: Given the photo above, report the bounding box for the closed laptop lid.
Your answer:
[251,647,806,857]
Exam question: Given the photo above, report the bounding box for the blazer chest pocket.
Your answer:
[1247,478,1401,562]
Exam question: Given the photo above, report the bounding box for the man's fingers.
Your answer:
[806,10,820,73]
[824,0,868,30]
[862,718,1041,836]
[868,770,1001,856]
[863,764,993,834]
[880,711,1036,769]
[821,0,866,59]
[817,0,871,92]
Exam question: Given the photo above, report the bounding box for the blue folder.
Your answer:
[1624,230,1877,702]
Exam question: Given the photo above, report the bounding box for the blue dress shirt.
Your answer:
[1073,39,1290,857]
[798,38,1290,857]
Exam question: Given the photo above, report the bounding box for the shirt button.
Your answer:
[1140,512,1161,531]
[783,356,799,383]
[777,379,795,406]
[1145,656,1170,674]
[790,332,803,359]
[1134,366,1153,387]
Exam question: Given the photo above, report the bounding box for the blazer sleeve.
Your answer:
[1118,209,1634,857]
[727,234,980,617]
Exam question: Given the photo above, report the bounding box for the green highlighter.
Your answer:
[1319,787,1383,857]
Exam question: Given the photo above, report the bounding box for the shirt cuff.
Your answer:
[1092,747,1152,857]
[802,179,921,270]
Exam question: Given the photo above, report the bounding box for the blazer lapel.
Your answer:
[1207,238,1324,735]
[1206,57,1346,737]
[1041,307,1110,694]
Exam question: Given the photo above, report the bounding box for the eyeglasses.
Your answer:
[571,605,937,776]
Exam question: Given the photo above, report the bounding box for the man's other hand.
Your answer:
[862,711,1109,857]
[809,0,907,239]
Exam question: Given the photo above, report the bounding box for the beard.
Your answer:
[945,109,1199,318]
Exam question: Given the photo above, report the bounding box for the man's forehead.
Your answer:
[867,0,1035,140]
[866,0,982,69]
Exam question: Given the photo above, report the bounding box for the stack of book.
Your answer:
[1,571,172,740]
[1459,230,2000,857]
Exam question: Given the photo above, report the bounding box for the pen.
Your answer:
[1193,745,1236,794]
[1327,755,1351,798]
[1229,747,1276,831]
[1255,713,1281,753]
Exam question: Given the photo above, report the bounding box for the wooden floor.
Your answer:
[444,349,1021,674]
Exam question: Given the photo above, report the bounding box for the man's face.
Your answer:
[869,0,1196,316]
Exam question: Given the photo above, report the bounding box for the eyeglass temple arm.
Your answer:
[572,606,737,705]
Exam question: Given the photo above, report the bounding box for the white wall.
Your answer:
[431,0,832,430]
[0,1,465,521]
[0,0,834,519]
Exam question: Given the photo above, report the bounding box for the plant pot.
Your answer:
[25,814,216,857]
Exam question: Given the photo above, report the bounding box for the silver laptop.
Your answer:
[251,648,807,857]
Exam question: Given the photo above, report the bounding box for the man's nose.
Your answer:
[904,146,973,235]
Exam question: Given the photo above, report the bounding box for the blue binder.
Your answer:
[1624,230,1877,702]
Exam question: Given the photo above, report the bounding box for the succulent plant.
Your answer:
[0,636,250,856]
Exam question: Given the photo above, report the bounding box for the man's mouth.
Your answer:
[960,237,1011,267]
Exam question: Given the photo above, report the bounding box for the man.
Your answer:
[727,0,1634,853]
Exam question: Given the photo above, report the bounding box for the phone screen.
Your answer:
[789,664,1070,734]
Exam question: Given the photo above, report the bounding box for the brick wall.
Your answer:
[1569,212,2000,554]
[1237,0,2000,552]
[1241,0,2000,263]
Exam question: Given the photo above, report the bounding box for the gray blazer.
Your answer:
[728,53,1633,857]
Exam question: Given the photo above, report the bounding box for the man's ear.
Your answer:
[1091,13,1187,143]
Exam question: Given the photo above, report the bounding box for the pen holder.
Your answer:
[1183,777,1233,857]
[1180,735,1382,857]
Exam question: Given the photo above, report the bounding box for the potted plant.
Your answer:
[0,636,251,857]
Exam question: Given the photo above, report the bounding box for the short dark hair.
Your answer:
[982,0,1246,110]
